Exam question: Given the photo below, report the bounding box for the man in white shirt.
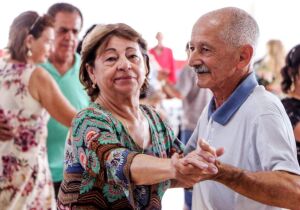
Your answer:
[183,7,300,210]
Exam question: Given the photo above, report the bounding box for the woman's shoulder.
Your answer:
[76,103,111,119]
[140,104,169,128]
[140,104,160,119]
[73,103,116,127]
[0,57,36,79]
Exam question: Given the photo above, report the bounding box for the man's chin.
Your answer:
[196,78,211,88]
[196,82,210,89]
[59,50,75,58]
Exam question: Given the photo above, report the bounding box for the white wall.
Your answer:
[0,0,299,60]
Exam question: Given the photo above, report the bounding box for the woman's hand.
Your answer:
[171,139,224,187]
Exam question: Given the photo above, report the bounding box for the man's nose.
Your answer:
[188,50,197,67]
[64,30,77,40]
[188,50,202,67]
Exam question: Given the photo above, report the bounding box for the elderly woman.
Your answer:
[57,23,218,209]
[0,11,76,209]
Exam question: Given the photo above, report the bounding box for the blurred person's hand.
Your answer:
[157,69,169,81]
[0,113,13,140]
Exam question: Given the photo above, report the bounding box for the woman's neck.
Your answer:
[96,94,150,149]
[6,55,27,64]
[96,94,140,121]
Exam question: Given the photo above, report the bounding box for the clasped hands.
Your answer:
[171,139,224,188]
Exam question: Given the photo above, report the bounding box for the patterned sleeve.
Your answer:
[71,107,139,204]
[164,119,185,156]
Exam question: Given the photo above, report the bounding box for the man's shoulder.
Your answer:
[244,85,285,115]
[251,86,281,104]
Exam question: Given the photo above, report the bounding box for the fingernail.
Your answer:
[212,167,218,174]
[200,163,208,169]
[209,157,215,162]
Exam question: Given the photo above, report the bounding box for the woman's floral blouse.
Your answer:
[0,58,55,210]
[57,103,184,210]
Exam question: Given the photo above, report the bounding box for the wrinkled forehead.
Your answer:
[191,19,218,41]
[54,12,82,29]
[97,36,141,55]
[191,13,230,42]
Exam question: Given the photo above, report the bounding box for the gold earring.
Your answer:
[92,83,97,89]
[27,48,32,57]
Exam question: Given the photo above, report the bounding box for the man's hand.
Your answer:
[183,138,224,168]
[171,153,214,188]
[197,138,224,159]
[171,139,224,187]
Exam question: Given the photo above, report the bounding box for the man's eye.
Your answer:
[57,28,67,34]
[189,46,195,51]
[72,29,79,35]
[56,28,79,36]
[201,47,211,53]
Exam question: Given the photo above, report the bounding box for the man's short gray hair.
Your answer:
[205,7,260,50]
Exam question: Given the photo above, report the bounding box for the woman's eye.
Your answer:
[105,57,117,62]
[128,54,140,61]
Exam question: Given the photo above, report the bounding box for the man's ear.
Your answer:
[86,63,96,83]
[237,44,253,69]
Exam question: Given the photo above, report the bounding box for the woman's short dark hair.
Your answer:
[7,11,53,62]
[281,44,300,93]
[79,23,150,102]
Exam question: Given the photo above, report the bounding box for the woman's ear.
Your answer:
[25,34,34,50]
[143,54,150,77]
[237,44,253,69]
[86,63,96,84]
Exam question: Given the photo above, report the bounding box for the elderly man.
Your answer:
[42,3,89,197]
[184,7,300,210]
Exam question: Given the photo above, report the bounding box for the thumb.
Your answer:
[171,152,180,163]
[198,138,217,156]
[216,147,225,157]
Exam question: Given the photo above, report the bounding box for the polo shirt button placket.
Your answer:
[206,117,213,144]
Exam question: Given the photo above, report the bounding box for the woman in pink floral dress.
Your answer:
[0,11,76,209]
